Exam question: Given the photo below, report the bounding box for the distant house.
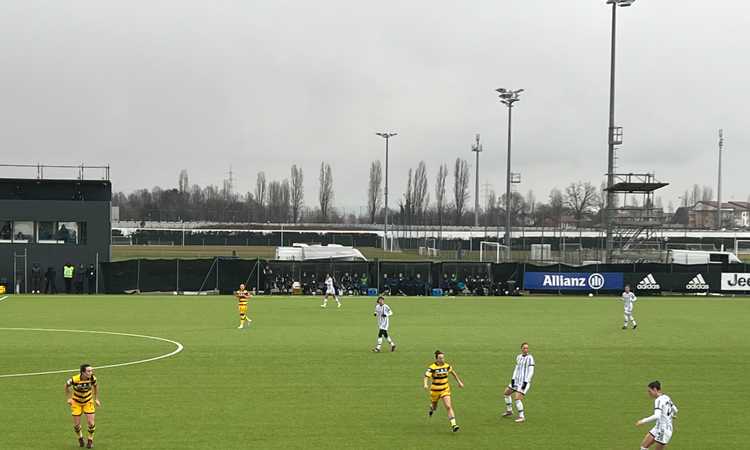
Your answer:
[688,201,750,229]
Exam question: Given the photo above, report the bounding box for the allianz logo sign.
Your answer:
[542,273,606,290]
[636,273,661,290]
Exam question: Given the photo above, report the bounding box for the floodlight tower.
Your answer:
[604,0,636,262]
[471,134,483,228]
[376,132,397,251]
[496,88,523,260]
[717,129,724,229]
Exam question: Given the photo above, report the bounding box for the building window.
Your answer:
[13,221,33,243]
[0,220,11,242]
[57,222,78,244]
[37,221,59,243]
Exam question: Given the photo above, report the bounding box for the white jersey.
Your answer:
[511,353,535,385]
[325,276,335,294]
[375,303,392,330]
[644,394,678,443]
[622,291,637,313]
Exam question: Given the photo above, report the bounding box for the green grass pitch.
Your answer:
[1,294,749,449]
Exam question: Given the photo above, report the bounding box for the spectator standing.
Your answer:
[45,266,57,294]
[31,263,42,294]
[87,264,97,294]
[63,262,75,294]
[75,264,85,294]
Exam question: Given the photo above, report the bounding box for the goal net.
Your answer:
[418,238,439,257]
[479,241,508,263]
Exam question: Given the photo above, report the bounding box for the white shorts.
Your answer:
[649,426,672,445]
[508,380,531,395]
[325,288,335,296]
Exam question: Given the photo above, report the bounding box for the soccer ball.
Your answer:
[588,293,594,297]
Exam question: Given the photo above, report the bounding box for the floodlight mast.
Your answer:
[604,0,636,262]
[471,134,483,228]
[376,132,397,251]
[496,88,523,260]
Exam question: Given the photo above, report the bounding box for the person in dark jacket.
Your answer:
[31,263,42,294]
[44,266,57,294]
[75,264,85,294]
[87,264,97,294]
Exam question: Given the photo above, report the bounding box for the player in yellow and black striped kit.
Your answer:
[235,283,252,329]
[423,350,464,432]
[65,364,101,448]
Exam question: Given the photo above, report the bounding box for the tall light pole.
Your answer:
[605,0,635,262]
[376,132,397,251]
[496,88,523,260]
[717,129,724,229]
[471,134,482,228]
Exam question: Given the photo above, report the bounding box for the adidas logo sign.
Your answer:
[637,273,661,290]
[686,273,709,290]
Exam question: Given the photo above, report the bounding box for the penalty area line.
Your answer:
[0,327,184,379]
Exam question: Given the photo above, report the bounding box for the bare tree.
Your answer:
[318,162,334,221]
[268,180,291,222]
[178,169,189,193]
[690,184,701,206]
[549,188,565,227]
[290,165,304,223]
[435,163,448,230]
[399,169,414,229]
[412,161,429,223]
[367,161,382,224]
[564,181,598,223]
[453,158,470,225]
[255,172,267,220]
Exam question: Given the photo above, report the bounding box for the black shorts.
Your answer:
[377,329,389,338]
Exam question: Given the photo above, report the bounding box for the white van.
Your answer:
[668,249,742,265]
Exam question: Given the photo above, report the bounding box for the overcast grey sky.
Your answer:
[1,1,748,212]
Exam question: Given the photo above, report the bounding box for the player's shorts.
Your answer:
[508,380,531,395]
[430,388,451,403]
[649,426,672,445]
[325,288,335,296]
[377,328,389,338]
[70,400,95,416]
[239,305,248,315]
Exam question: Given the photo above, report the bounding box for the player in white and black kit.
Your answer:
[636,380,678,449]
[320,273,341,308]
[502,342,535,423]
[371,296,396,352]
[622,284,638,330]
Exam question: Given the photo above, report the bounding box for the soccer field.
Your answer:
[1,294,748,449]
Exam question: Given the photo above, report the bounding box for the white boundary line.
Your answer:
[0,295,9,303]
[0,327,184,378]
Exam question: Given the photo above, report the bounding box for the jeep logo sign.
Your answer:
[721,273,750,291]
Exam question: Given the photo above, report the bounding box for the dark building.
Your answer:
[0,178,111,293]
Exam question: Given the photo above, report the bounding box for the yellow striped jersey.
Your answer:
[425,362,453,391]
[67,374,97,404]
[236,290,250,307]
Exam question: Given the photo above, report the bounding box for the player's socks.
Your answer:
[448,416,457,427]
[88,424,95,440]
[504,395,513,412]
[515,400,524,418]
[336,297,341,307]
[74,424,82,438]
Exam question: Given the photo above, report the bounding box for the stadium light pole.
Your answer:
[376,132,397,251]
[471,134,482,228]
[605,0,635,262]
[496,88,523,260]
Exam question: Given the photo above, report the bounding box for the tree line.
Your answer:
[114,161,686,227]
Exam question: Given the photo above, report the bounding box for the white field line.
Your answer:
[0,295,9,303]
[0,327,184,378]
